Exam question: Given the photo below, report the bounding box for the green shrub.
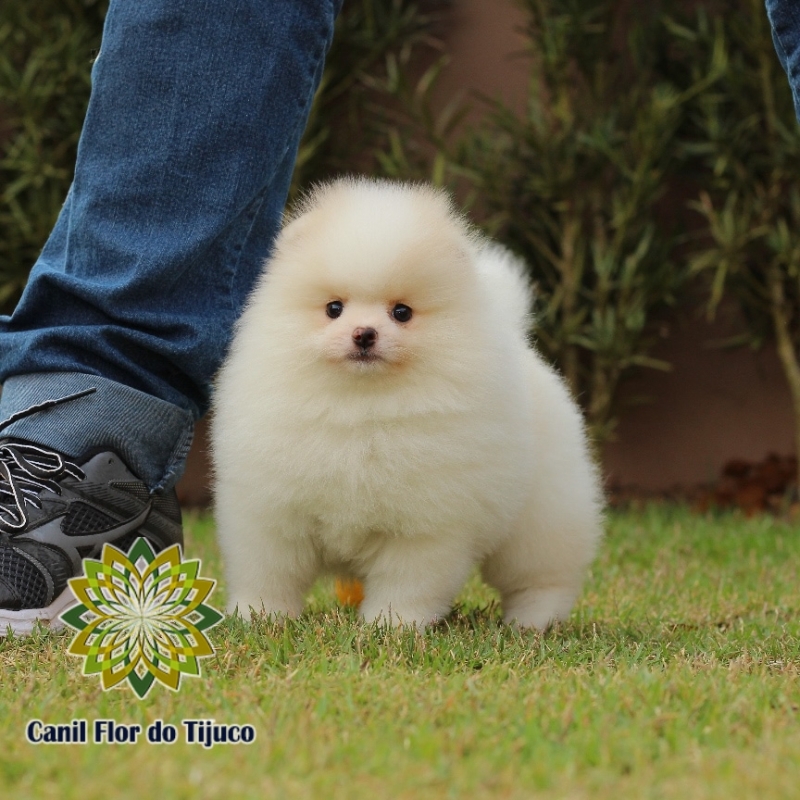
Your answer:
[456,1,712,442]
[0,0,106,310]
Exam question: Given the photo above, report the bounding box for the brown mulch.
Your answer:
[608,453,799,517]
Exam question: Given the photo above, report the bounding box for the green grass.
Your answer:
[1,506,799,799]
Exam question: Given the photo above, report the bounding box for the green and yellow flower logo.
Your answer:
[61,539,223,699]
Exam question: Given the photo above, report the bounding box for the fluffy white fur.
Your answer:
[212,178,603,630]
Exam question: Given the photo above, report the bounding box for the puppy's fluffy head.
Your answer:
[258,179,485,384]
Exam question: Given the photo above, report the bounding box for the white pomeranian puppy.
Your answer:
[212,178,603,630]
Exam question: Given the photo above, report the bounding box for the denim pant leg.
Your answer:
[0,0,340,489]
[766,0,800,121]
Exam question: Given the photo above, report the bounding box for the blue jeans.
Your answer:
[766,0,800,120]
[0,0,340,489]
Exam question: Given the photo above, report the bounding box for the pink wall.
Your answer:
[433,0,531,116]
[603,308,794,491]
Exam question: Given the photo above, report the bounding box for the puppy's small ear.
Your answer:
[279,212,313,245]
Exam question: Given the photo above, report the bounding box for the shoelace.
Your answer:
[0,387,97,534]
[0,442,85,533]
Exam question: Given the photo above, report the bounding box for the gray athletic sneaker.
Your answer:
[0,438,183,637]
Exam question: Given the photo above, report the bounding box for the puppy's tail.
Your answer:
[475,242,535,336]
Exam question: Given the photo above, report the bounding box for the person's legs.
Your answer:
[766,0,800,121]
[0,0,340,489]
[0,0,340,632]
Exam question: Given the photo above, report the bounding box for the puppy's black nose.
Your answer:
[353,327,378,349]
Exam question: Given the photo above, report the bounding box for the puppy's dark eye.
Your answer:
[326,301,344,319]
[391,303,413,323]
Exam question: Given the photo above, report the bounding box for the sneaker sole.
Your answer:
[0,587,78,637]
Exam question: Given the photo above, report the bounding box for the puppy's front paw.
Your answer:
[502,586,577,632]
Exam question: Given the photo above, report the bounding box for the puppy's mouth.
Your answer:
[347,349,384,363]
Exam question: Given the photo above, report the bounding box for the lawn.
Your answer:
[1,506,798,799]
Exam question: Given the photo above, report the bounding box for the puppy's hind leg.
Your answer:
[482,490,602,632]
[485,353,604,631]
